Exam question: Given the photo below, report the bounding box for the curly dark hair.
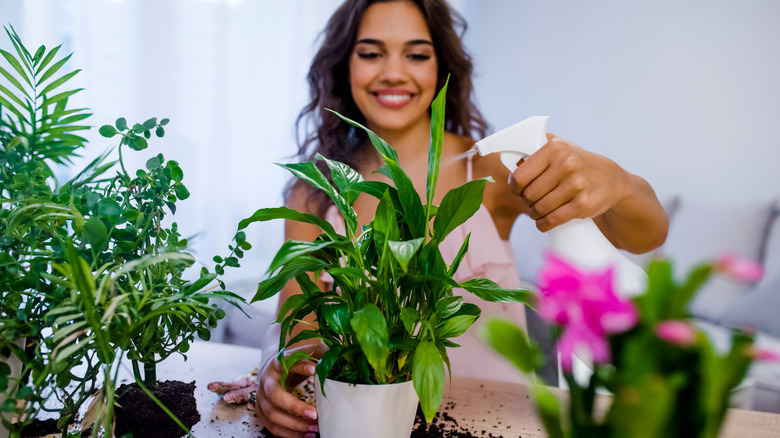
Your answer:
[288,0,489,217]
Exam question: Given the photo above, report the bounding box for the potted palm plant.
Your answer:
[236,79,535,438]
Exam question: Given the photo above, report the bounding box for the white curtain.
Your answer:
[1,0,349,308]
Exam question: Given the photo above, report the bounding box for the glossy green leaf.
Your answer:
[279,161,358,236]
[426,77,448,223]
[434,296,463,319]
[437,303,480,338]
[351,303,389,382]
[322,303,350,337]
[266,239,336,275]
[433,179,487,242]
[447,232,471,276]
[400,307,419,334]
[253,256,329,302]
[460,278,536,306]
[413,341,445,422]
[238,206,338,241]
[317,153,364,205]
[388,238,423,273]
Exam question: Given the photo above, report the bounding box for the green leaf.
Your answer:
[160,118,170,125]
[146,156,162,170]
[128,135,148,151]
[426,76,448,221]
[351,303,389,383]
[84,218,108,249]
[38,52,72,84]
[238,206,338,241]
[448,232,471,276]
[116,117,128,131]
[400,307,419,334]
[99,125,118,138]
[155,126,165,137]
[459,278,536,306]
[0,66,30,101]
[253,256,329,302]
[388,238,424,273]
[317,153,364,205]
[279,161,358,236]
[316,345,344,395]
[413,341,445,422]
[280,351,315,390]
[433,179,487,242]
[143,117,157,130]
[437,303,480,338]
[98,199,122,223]
[530,383,566,438]
[174,184,190,200]
[479,318,542,374]
[33,45,45,63]
[35,44,61,76]
[434,296,463,319]
[40,69,81,96]
[372,189,400,257]
[328,110,426,238]
[0,49,32,88]
[266,240,336,275]
[322,303,350,337]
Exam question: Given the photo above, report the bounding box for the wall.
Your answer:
[463,0,780,204]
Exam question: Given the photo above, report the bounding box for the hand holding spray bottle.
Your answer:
[475,116,647,297]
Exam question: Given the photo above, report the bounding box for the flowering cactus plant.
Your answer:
[482,251,777,438]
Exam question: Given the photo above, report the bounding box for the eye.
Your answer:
[357,52,381,60]
[408,53,431,61]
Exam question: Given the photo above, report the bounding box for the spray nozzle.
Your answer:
[475,116,550,172]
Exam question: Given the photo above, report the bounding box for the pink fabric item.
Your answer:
[322,201,528,383]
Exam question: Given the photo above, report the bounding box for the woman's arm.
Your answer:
[492,134,668,253]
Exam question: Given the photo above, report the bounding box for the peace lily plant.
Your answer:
[482,251,778,438]
[237,78,535,423]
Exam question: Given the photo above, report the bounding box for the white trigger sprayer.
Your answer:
[475,116,647,297]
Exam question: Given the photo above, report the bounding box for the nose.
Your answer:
[378,54,408,84]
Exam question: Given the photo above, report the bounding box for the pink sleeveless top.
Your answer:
[322,155,528,383]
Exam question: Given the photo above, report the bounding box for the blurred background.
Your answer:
[1,0,779,345]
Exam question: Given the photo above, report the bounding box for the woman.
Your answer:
[254,1,668,437]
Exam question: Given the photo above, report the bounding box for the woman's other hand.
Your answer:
[254,345,321,438]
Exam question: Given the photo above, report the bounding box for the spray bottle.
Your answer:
[475,116,647,297]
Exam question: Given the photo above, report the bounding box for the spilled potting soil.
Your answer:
[259,400,506,438]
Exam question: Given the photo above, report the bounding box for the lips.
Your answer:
[373,90,414,109]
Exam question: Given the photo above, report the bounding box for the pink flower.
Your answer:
[714,253,764,283]
[536,252,639,372]
[749,347,780,363]
[655,320,697,347]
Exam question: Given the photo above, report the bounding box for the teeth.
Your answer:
[378,94,411,102]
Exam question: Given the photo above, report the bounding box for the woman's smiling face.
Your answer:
[349,1,438,136]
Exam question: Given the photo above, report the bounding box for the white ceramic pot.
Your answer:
[1,338,24,438]
[314,376,419,438]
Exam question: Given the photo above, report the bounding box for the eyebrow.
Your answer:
[355,38,433,47]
